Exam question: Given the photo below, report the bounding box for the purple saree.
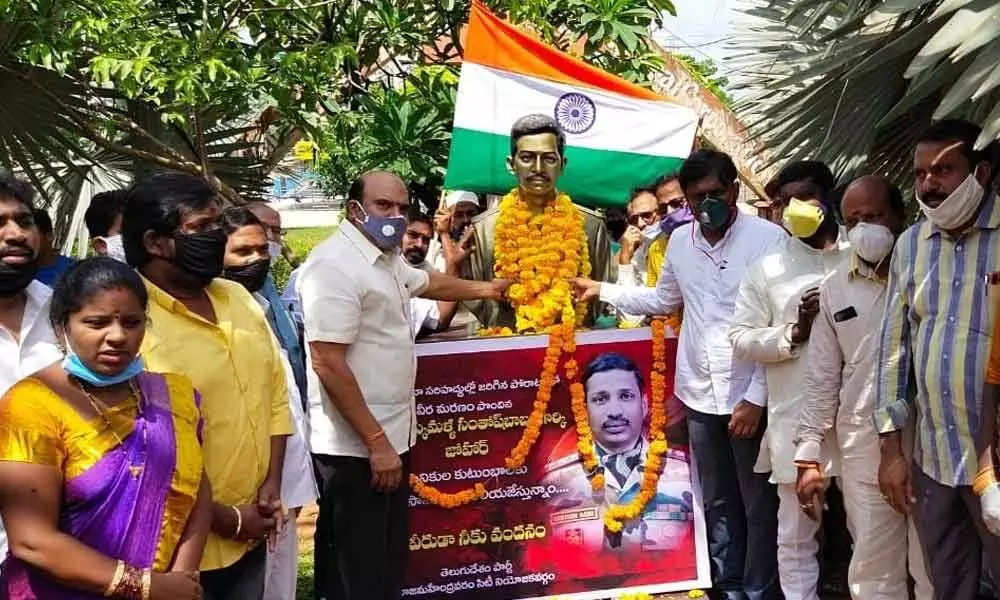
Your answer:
[0,372,202,599]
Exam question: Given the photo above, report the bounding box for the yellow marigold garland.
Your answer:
[493,190,590,333]
[409,475,486,508]
[593,318,670,533]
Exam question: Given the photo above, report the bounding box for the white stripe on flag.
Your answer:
[453,63,698,158]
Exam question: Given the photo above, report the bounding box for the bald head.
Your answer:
[841,174,906,234]
[347,170,411,223]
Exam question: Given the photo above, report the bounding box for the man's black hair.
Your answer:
[918,119,986,168]
[653,173,680,190]
[583,352,644,391]
[509,114,566,158]
[84,190,128,238]
[0,172,35,210]
[407,211,433,230]
[628,186,659,204]
[220,206,264,236]
[775,161,836,193]
[121,172,217,268]
[678,150,738,192]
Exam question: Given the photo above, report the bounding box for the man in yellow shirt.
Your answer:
[121,173,292,600]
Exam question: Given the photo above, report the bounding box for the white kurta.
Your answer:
[729,234,849,484]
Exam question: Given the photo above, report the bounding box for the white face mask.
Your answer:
[98,235,127,263]
[916,172,985,230]
[848,222,895,265]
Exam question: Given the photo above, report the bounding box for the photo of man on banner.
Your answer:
[543,352,694,553]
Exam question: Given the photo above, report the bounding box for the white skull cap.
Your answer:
[444,190,479,209]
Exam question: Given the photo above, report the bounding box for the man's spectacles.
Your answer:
[627,211,656,225]
[657,199,685,215]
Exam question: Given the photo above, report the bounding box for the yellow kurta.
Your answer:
[140,276,292,571]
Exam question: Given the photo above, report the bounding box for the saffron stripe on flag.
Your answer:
[465,0,661,101]
[445,127,683,208]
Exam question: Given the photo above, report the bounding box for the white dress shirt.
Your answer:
[600,213,788,415]
[729,234,849,483]
[0,281,62,395]
[0,280,62,560]
[299,221,430,458]
[794,257,889,481]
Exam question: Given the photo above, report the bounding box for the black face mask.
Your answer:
[173,229,227,284]
[222,258,270,293]
[0,255,37,297]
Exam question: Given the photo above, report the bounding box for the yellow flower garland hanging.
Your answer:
[493,190,591,333]
[569,318,671,533]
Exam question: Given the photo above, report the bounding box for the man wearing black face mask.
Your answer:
[122,173,293,600]
[0,172,63,561]
[299,170,509,600]
[575,150,788,600]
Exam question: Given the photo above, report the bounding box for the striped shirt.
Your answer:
[874,193,1000,486]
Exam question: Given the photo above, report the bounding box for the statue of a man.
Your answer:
[464,114,614,329]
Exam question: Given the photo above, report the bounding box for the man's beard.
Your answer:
[404,248,427,266]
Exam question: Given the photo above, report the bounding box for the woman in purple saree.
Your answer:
[0,258,210,599]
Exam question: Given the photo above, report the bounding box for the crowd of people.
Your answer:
[0,112,999,600]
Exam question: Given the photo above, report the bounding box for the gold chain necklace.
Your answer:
[74,377,148,479]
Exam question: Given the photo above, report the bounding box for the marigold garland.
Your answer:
[494,190,590,333]
[409,475,486,508]
[579,317,670,534]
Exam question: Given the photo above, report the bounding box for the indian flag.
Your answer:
[444,1,699,208]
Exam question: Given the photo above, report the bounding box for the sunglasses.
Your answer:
[627,210,657,225]
[657,199,685,215]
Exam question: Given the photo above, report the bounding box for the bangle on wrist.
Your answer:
[109,562,143,600]
[141,569,151,600]
[795,460,821,470]
[231,505,243,539]
[366,429,386,445]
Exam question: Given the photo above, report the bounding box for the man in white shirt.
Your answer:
[428,189,480,272]
[617,186,660,288]
[728,174,849,600]
[0,173,63,560]
[576,150,787,600]
[299,170,507,600]
[794,176,932,599]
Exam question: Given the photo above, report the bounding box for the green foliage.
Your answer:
[272,227,338,291]
[310,0,676,201]
[675,54,731,106]
[730,0,1000,183]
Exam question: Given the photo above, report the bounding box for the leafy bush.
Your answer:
[273,227,337,291]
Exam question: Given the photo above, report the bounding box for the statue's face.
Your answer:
[509,132,564,198]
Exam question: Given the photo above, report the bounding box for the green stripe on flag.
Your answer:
[444,128,684,209]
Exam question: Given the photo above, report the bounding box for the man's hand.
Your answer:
[257,478,284,550]
[618,225,643,264]
[790,286,821,344]
[434,205,453,237]
[233,503,278,541]
[728,400,763,438]
[877,452,913,515]
[572,278,602,303]
[443,227,475,272]
[369,437,403,493]
[982,483,1000,536]
[486,278,510,301]
[796,465,825,521]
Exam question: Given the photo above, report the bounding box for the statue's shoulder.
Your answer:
[472,206,500,226]
[574,204,607,227]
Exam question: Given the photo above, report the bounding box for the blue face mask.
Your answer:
[62,347,144,387]
[353,201,407,250]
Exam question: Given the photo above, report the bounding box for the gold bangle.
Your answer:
[366,429,386,445]
[141,569,151,600]
[231,505,243,538]
[105,560,125,597]
[974,467,998,496]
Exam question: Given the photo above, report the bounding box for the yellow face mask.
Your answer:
[782,197,825,238]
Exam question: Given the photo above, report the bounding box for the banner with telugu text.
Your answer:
[404,328,711,599]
